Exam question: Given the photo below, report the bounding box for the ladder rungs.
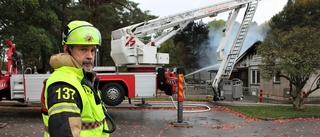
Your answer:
[221,2,258,79]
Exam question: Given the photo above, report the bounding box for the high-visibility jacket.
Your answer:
[42,66,109,137]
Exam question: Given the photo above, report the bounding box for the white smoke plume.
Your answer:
[188,21,269,81]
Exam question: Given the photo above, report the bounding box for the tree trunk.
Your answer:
[293,96,305,110]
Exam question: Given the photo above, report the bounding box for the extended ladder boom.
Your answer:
[110,0,259,66]
[212,1,259,99]
[128,0,256,37]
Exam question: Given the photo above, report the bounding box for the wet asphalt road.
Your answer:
[0,101,320,137]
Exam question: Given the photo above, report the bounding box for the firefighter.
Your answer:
[41,20,114,137]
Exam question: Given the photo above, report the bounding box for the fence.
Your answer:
[158,83,275,103]
[183,83,209,99]
[184,85,261,102]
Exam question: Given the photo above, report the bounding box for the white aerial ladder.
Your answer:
[212,1,259,101]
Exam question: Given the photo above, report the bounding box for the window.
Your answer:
[251,70,260,84]
[274,72,281,83]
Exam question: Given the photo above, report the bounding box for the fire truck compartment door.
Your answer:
[24,74,51,102]
[134,73,157,98]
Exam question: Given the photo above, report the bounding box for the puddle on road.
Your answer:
[190,117,224,127]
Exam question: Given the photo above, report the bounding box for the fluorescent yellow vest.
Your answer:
[42,66,109,137]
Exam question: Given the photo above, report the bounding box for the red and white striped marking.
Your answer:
[125,36,135,47]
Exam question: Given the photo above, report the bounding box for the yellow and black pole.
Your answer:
[172,68,191,127]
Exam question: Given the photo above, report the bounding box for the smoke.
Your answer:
[207,22,268,65]
[193,21,269,80]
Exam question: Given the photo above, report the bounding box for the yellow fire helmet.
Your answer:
[62,20,101,46]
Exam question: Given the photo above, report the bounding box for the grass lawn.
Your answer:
[228,106,320,119]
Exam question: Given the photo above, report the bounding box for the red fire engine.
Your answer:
[0,0,259,106]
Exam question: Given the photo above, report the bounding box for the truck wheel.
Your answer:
[101,82,125,106]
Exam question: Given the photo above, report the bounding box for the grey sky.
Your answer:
[131,0,287,24]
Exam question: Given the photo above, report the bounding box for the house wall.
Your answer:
[259,78,290,97]
[248,55,292,97]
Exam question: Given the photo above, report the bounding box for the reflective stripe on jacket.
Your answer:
[42,66,109,137]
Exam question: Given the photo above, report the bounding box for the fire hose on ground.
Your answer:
[169,96,211,113]
[143,96,211,113]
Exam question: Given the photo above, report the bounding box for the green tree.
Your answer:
[270,0,320,30]
[158,38,179,69]
[257,26,320,110]
[0,0,60,73]
[19,27,54,71]
[258,0,320,110]
[207,19,226,32]
[173,21,209,74]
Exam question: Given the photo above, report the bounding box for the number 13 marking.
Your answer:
[56,87,76,100]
